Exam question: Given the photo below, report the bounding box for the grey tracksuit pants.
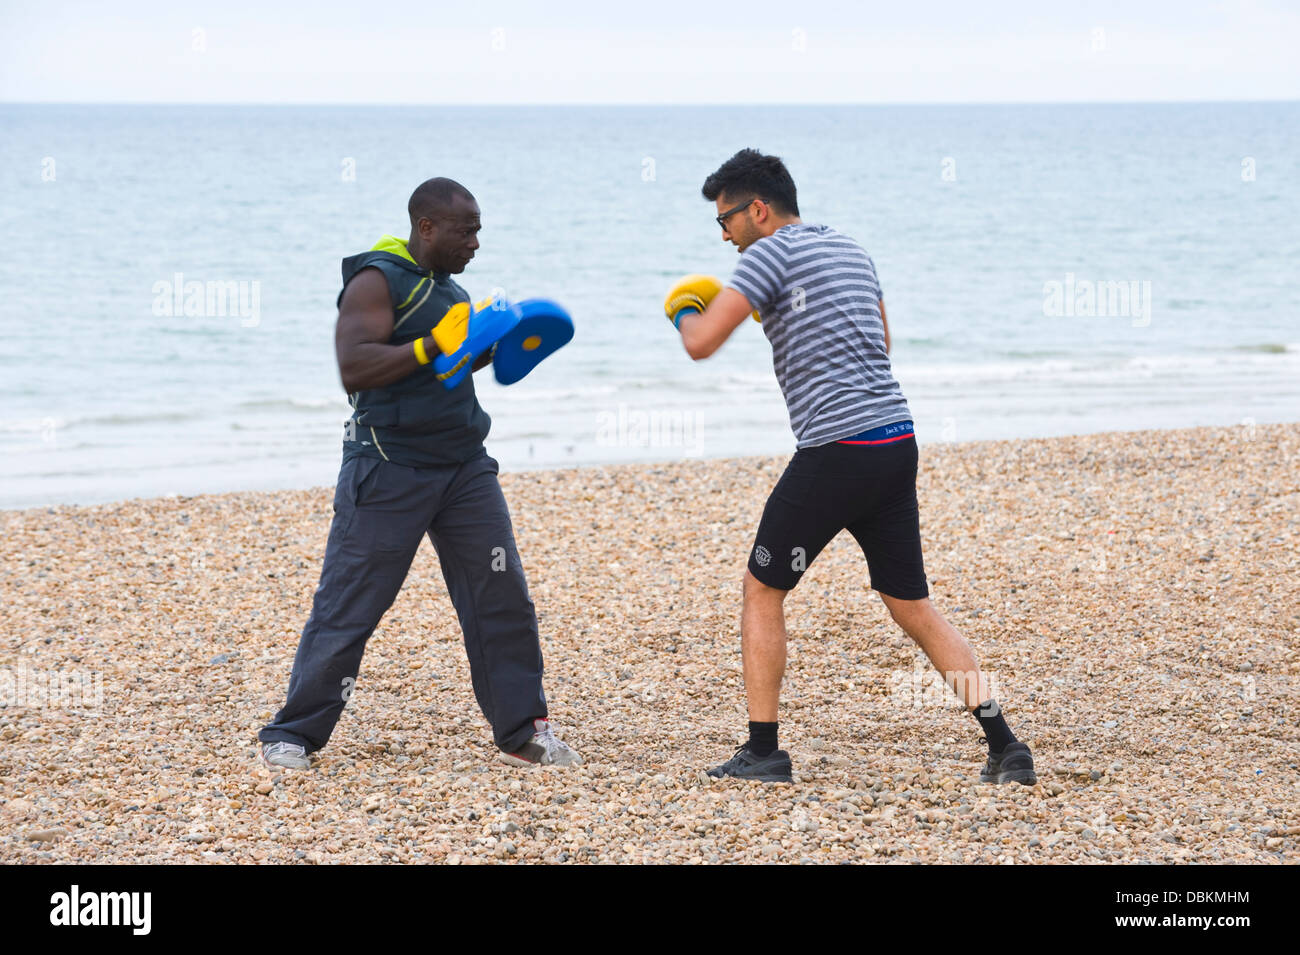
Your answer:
[258,450,547,754]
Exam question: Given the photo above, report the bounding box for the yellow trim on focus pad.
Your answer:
[435,352,472,382]
[431,302,471,356]
[413,337,431,365]
[522,335,542,351]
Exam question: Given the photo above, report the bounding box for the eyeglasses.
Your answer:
[716,197,765,230]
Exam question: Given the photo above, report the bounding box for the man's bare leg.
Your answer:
[879,592,1036,783]
[741,569,789,721]
[877,593,992,708]
[705,570,795,780]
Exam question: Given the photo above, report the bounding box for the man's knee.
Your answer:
[881,592,932,627]
[744,569,788,603]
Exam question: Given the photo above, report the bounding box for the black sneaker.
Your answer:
[706,744,793,782]
[979,740,1038,785]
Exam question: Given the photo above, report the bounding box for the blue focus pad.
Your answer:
[434,300,521,390]
[492,298,574,386]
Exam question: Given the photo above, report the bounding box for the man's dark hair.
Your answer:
[408,177,475,225]
[701,148,799,216]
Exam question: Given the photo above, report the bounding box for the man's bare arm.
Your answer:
[335,268,437,393]
[679,287,757,360]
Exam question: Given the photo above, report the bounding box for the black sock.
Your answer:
[970,700,1017,753]
[747,721,778,757]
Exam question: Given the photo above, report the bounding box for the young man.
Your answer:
[665,149,1035,785]
[258,177,580,771]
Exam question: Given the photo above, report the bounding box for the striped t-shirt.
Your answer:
[726,223,913,448]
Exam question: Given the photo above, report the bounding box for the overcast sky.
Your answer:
[2,0,1297,104]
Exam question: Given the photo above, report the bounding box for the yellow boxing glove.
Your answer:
[664,274,721,329]
[430,302,472,356]
[663,274,761,328]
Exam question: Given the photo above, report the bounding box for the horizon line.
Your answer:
[3,97,1298,108]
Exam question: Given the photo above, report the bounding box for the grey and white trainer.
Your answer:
[260,740,311,771]
[498,719,583,768]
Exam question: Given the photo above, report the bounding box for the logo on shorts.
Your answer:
[754,545,772,568]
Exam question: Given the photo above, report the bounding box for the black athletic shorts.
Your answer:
[747,425,929,599]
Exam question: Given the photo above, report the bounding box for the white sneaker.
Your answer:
[498,719,583,767]
[260,740,311,770]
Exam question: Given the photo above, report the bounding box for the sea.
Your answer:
[2,102,1297,509]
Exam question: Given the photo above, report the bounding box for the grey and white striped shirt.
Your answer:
[726,223,913,448]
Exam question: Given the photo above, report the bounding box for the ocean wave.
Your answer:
[64,410,204,429]
[896,348,1300,385]
[1232,343,1296,354]
[481,383,620,402]
[233,397,349,411]
[0,416,67,434]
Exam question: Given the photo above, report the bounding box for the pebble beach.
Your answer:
[1,422,1297,865]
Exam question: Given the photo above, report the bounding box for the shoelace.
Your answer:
[726,744,753,765]
[534,722,566,756]
[976,736,996,771]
